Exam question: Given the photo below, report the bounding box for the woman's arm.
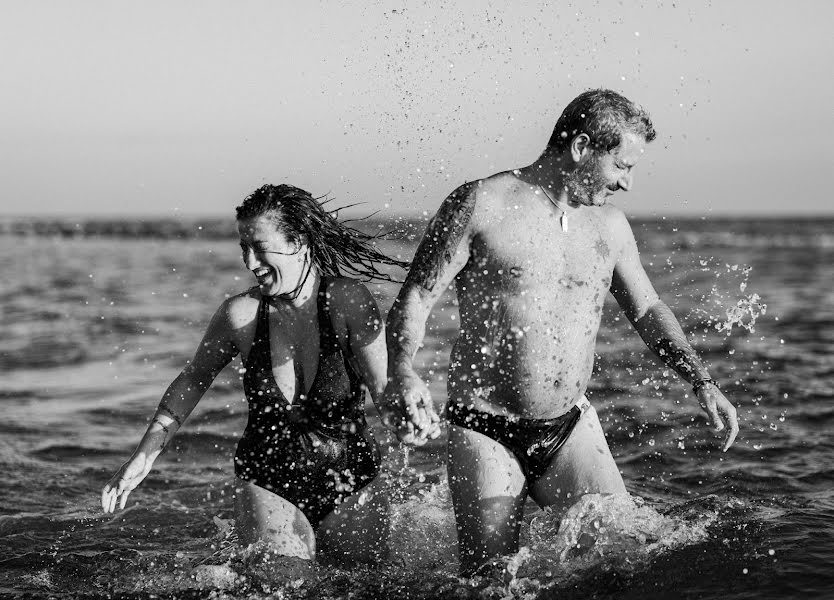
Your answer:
[101,299,240,512]
[339,280,388,406]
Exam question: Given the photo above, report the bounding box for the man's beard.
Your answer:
[564,155,607,206]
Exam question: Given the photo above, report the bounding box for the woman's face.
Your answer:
[237,216,309,297]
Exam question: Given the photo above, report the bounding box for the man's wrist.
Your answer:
[388,356,415,377]
[692,377,719,395]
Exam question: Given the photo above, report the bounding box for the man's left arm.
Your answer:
[608,211,739,451]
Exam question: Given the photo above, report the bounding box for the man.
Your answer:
[381,89,739,576]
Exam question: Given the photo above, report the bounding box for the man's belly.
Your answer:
[448,306,600,419]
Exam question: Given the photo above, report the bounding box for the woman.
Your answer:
[101,184,407,563]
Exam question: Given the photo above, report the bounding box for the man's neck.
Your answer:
[514,148,575,206]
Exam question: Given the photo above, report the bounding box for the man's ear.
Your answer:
[570,133,592,163]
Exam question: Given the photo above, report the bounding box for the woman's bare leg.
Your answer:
[233,478,316,560]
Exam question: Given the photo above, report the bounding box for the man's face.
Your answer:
[566,131,646,206]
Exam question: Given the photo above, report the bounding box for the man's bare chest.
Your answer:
[467,213,617,291]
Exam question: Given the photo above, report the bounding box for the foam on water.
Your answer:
[507,494,716,591]
[35,474,720,599]
[388,482,458,570]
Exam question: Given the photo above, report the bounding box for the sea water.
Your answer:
[1,216,832,599]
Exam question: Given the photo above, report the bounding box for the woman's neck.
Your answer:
[269,266,321,310]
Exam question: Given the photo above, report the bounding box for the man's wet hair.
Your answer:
[236,184,408,281]
[547,89,656,153]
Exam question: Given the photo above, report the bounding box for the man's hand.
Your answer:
[696,384,739,452]
[380,368,441,446]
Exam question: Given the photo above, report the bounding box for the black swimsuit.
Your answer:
[234,279,380,529]
[446,398,588,482]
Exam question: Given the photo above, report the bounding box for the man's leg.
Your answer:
[528,404,626,513]
[447,424,527,576]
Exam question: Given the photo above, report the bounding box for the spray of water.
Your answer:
[715,292,767,335]
[689,261,768,334]
[476,494,719,598]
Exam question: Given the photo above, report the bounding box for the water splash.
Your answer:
[475,494,719,598]
[715,292,767,335]
[688,261,768,334]
[388,480,458,570]
[381,444,458,570]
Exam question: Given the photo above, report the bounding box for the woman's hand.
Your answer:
[101,452,155,513]
[380,367,441,446]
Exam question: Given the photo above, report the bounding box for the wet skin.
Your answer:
[450,178,620,418]
[103,215,391,565]
[389,132,653,421]
[386,167,641,575]
[448,133,644,417]
[384,131,739,574]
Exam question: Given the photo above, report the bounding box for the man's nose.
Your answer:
[617,172,633,191]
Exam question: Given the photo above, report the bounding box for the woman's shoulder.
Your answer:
[321,277,380,319]
[219,287,262,329]
[322,276,376,304]
[323,275,369,295]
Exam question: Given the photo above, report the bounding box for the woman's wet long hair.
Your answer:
[235,184,408,282]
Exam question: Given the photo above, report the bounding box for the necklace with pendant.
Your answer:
[539,185,569,232]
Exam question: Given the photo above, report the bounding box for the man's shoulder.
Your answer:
[473,170,524,198]
[598,203,632,232]
[440,171,521,217]
[593,204,638,256]
[429,172,532,238]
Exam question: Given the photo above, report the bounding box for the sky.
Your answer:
[2,0,833,218]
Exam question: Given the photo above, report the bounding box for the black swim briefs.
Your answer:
[446,398,589,482]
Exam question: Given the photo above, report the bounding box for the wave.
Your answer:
[0,218,237,240]
[29,444,124,462]
[637,230,834,250]
[0,334,89,369]
[0,487,763,600]
[3,217,834,249]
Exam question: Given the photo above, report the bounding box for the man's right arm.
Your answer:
[383,182,480,442]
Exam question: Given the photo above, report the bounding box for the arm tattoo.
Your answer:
[406,183,477,291]
[151,417,171,451]
[638,302,711,383]
[157,400,183,427]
